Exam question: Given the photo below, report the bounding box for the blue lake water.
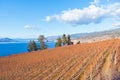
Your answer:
[0,42,55,57]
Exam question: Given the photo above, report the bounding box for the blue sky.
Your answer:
[0,0,120,38]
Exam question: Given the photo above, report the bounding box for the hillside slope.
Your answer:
[47,28,120,42]
[0,39,120,80]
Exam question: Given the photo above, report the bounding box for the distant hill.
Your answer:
[71,28,120,39]
[1,28,120,42]
[47,28,120,42]
[0,38,38,43]
[0,38,15,42]
[71,28,120,43]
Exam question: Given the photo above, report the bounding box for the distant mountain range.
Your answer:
[0,38,15,42]
[71,28,120,39]
[47,28,120,42]
[0,38,37,42]
[1,28,120,42]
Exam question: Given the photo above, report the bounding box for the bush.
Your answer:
[55,37,62,47]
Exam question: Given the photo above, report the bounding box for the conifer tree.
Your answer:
[77,41,80,44]
[38,35,47,50]
[62,34,67,46]
[28,40,37,52]
[67,34,71,45]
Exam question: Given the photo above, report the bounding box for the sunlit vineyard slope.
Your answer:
[0,39,120,80]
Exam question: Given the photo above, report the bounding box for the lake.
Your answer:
[0,42,55,57]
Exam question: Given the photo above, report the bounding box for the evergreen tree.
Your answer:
[67,35,71,45]
[62,34,67,46]
[77,41,80,44]
[55,37,62,47]
[38,35,47,50]
[28,40,37,52]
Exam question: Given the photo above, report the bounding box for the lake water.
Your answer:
[0,42,55,57]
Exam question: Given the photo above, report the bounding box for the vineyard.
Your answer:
[0,39,120,80]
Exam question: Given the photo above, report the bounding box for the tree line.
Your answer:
[27,35,47,52]
[27,34,74,52]
[55,34,73,47]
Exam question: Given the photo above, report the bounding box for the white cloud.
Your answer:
[45,16,52,22]
[91,0,110,5]
[112,23,120,27]
[94,0,99,3]
[57,5,106,24]
[24,25,36,29]
[91,0,100,5]
[45,2,120,25]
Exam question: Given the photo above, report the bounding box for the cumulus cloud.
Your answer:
[45,2,120,25]
[24,25,36,29]
[45,16,52,22]
[90,0,100,5]
[91,0,110,5]
[112,23,120,27]
[57,5,106,24]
